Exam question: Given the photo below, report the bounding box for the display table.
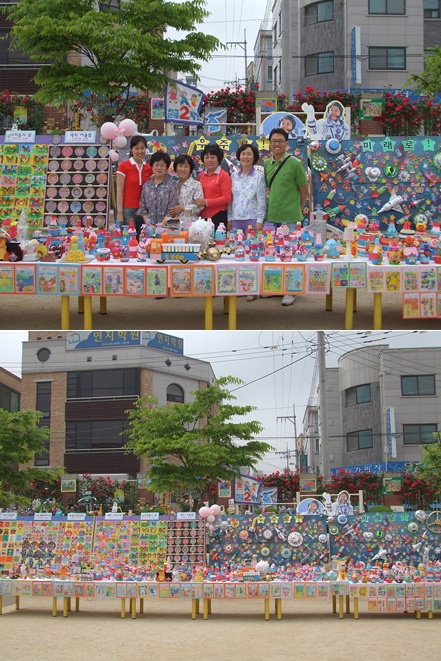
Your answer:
[1,258,439,330]
[1,579,439,621]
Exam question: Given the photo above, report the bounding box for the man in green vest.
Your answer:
[264,128,309,306]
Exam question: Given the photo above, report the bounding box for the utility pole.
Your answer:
[317,332,330,480]
[276,405,298,471]
[226,30,248,88]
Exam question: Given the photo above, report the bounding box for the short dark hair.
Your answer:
[269,128,289,142]
[150,150,171,169]
[278,115,294,129]
[173,153,195,174]
[237,143,260,164]
[129,135,147,153]
[200,143,224,165]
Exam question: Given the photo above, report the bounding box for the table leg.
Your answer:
[203,598,209,620]
[121,599,126,619]
[131,597,136,619]
[276,598,282,620]
[61,296,70,330]
[100,296,107,315]
[52,597,57,617]
[428,610,433,619]
[326,291,333,311]
[207,599,211,614]
[191,599,198,620]
[354,597,359,620]
[140,598,144,614]
[353,288,357,313]
[205,296,213,330]
[63,598,68,618]
[0,595,2,615]
[345,288,355,330]
[83,296,93,330]
[332,595,337,613]
[68,597,71,612]
[75,597,80,612]
[15,596,20,610]
[373,292,382,330]
[228,296,237,330]
[223,297,229,314]
[78,296,84,314]
[416,610,421,619]
[264,598,270,621]
[195,599,200,614]
[338,595,344,619]
[346,594,350,614]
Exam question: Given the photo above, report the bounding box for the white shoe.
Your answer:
[281,295,296,306]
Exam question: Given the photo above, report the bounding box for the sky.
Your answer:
[170,0,270,93]
[1,330,440,474]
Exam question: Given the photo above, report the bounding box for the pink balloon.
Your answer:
[207,514,215,523]
[198,506,210,518]
[210,504,221,516]
[109,149,119,162]
[209,525,215,532]
[100,122,119,140]
[113,134,127,148]
[118,118,137,137]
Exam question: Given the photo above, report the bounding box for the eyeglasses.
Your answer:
[270,139,287,145]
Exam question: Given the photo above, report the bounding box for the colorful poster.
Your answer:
[262,265,283,295]
[367,266,385,292]
[125,267,146,296]
[420,292,437,318]
[216,265,236,295]
[146,267,167,296]
[170,266,191,296]
[420,266,437,291]
[81,266,103,295]
[103,266,124,295]
[384,268,401,292]
[193,265,214,295]
[349,262,367,288]
[306,264,330,294]
[15,264,35,293]
[164,79,204,125]
[403,268,420,292]
[238,265,259,296]
[58,264,80,295]
[150,97,165,120]
[284,265,305,294]
[332,263,349,288]
[234,474,261,505]
[36,263,58,294]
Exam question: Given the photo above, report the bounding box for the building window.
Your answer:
[345,384,372,406]
[267,64,273,81]
[401,375,436,396]
[403,423,438,444]
[67,368,140,398]
[278,59,282,84]
[35,382,51,466]
[347,429,373,451]
[424,0,440,18]
[273,21,278,46]
[369,47,406,69]
[66,419,129,450]
[369,0,406,13]
[315,438,320,454]
[305,1,334,26]
[278,11,282,36]
[166,384,184,403]
[273,65,278,90]
[36,347,51,362]
[0,384,20,412]
[305,52,334,76]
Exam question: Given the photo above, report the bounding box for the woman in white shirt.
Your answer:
[228,143,266,234]
[170,154,203,229]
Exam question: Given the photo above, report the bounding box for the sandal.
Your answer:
[246,295,257,302]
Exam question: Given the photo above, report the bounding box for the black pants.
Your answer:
[210,209,228,231]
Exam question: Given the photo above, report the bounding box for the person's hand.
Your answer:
[195,197,205,208]
[302,102,315,121]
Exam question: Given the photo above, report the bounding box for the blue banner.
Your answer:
[141,331,183,355]
[66,331,141,350]
[331,462,414,475]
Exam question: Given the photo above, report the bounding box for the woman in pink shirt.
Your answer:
[195,144,232,230]
[116,135,153,239]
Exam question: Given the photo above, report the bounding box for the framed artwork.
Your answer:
[58,264,80,295]
[306,263,330,294]
[403,268,420,292]
[151,97,165,120]
[237,264,259,296]
[146,266,167,296]
[15,264,36,294]
[36,264,58,294]
[218,481,232,498]
[81,265,103,295]
[61,478,77,493]
[0,264,14,294]
[125,267,146,296]
[420,292,437,318]
[170,265,192,296]
[103,266,124,295]
[299,477,317,493]
[284,264,304,294]
[332,263,349,289]
[384,268,401,292]
[367,266,385,292]
[255,98,278,113]
[420,266,437,291]
[216,265,236,295]
[262,265,283,295]
[349,262,367,288]
[192,265,214,296]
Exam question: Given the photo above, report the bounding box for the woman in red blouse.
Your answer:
[195,144,232,230]
[116,135,153,239]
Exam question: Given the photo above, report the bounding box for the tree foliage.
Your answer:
[125,376,271,494]
[409,47,441,97]
[4,0,221,106]
[0,409,51,507]
[414,437,441,498]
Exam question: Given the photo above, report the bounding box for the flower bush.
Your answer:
[257,469,325,503]
[376,92,423,136]
[73,93,151,132]
[78,473,138,513]
[0,90,45,134]
[400,472,436,508]
[323,470,383,505]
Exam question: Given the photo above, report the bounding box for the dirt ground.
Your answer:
[1,289,440,330]
[1,595,439,661]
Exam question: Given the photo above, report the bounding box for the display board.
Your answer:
[167,519,206,565]
[93,518,168,567]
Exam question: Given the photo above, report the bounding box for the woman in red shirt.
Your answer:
[116,135,153,239]
[195,144,232,230]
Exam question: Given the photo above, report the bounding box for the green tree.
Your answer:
[125,376,271,494]
[414,435,441,498]
[0,409,51,507]
[3,0,221,108]
[409,47,441,97]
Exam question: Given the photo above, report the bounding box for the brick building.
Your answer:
[20,331,216,480]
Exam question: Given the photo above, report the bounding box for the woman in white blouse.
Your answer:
[170,154,203,229]
[227,143,266,234]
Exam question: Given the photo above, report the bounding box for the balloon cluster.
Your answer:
[100,118,138,163]
[199,503,221,533]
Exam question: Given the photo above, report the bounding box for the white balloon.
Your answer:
[207,514,215,523]
[113,134,127,148]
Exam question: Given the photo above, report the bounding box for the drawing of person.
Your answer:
[302,100,350,141]
[334,490,353,516]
